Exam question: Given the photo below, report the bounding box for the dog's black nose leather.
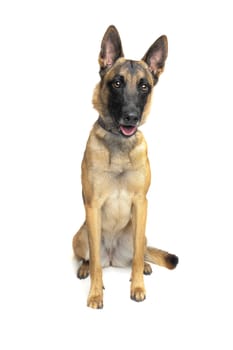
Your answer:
[123,112,139,125]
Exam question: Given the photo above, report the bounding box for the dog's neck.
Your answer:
[97,116,119,136]
[97,116,109,132]
[96,116,139,154]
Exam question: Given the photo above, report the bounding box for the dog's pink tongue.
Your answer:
[120,125,137,136]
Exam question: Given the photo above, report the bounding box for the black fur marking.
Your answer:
[127,60,136,73]
[82,190,86,204]
[152,75,159,85]
[107,76,125,124]
[165,254,179,269]
[107,64,151,127]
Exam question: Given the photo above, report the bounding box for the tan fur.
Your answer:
[72,25,178,309]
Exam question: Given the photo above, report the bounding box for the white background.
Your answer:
[1,0,233,348]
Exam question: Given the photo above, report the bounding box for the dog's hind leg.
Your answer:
[77,260,90,279]
[72,223,90,278]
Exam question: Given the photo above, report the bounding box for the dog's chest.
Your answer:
[84,131,150,232]
[101,154,140,233]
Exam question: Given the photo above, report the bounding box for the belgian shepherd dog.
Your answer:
[73,25,178,308]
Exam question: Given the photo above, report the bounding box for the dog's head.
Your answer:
[93,25,168,137]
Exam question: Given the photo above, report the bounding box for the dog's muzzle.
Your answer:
[119,112,140,137]
[98,116,139,137]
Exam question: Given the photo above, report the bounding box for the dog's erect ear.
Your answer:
[99,25,124,73]
[142,35,168,83]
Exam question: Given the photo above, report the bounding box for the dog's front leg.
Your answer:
[86,205,103,309]
[131,196,147,302]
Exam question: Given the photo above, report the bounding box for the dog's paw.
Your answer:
[87,293,103,309]
[87,285,103,309]
[77,261,90,279]
[130,286,146,302]
[143,262,152,275]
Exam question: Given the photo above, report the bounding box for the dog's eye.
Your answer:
[112,80,122,89]
[140,84,149,93]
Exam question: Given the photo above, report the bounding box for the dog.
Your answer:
[72,25,178,309]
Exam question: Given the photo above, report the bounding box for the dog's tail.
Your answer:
[145,246,179,270]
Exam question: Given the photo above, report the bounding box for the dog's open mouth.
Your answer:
[119,125,137,137]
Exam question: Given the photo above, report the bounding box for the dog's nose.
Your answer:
[123,112,139,125]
